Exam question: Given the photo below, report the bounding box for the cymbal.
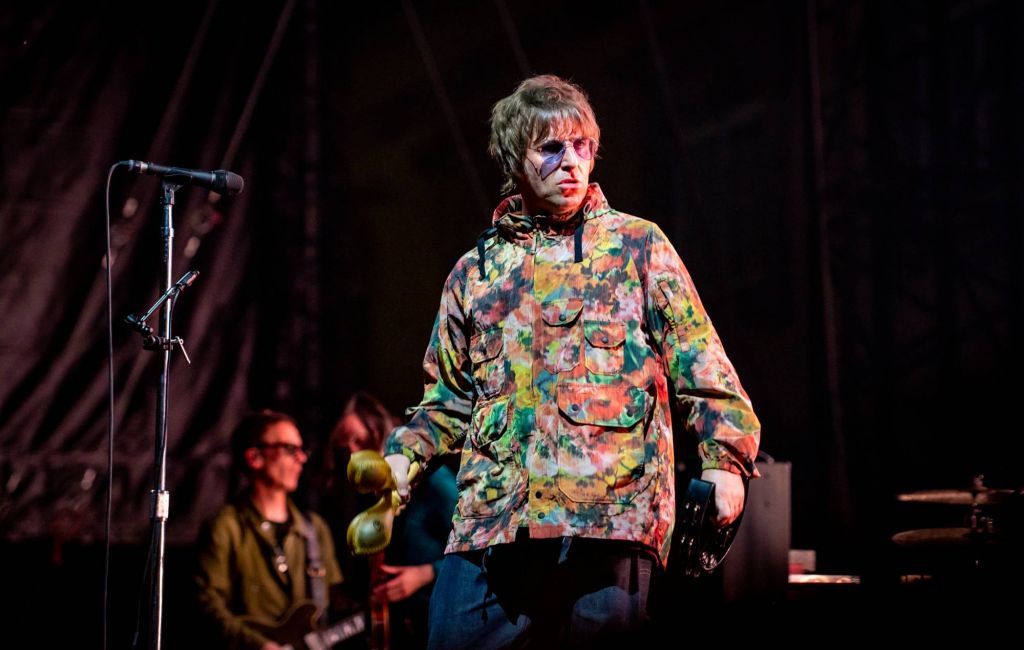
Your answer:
[896,488,1017,506]
[891,527,1006,548]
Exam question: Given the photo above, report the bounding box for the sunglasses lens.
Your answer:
[535,138,594,179]
[539,141,566,156]
[572,138,594,160]
[539,141,563,179]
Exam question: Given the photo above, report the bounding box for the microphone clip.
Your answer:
[124,270,200,363]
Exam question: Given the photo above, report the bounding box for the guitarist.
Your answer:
[195,410,346,650]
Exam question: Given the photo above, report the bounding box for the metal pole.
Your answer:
[148,181,177,650]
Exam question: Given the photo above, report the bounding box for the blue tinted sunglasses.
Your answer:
[535,137,597,179]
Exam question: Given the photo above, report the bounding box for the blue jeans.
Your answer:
[427,536,655,649]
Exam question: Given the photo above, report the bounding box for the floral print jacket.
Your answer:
[385,184,760,565]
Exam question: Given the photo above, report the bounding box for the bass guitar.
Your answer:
[243,601,366,650]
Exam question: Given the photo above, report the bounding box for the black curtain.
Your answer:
[1,0,1021,583]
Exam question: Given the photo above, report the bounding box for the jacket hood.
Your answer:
[475,183,610,279]
[491,183,610,241]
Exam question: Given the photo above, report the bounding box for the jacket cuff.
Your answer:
[384,426,429,466]
[698,439,760,478]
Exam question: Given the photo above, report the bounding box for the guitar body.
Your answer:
[676,477,748,577]
[243,602,366,650]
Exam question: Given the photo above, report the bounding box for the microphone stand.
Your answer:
[123,181,197,650]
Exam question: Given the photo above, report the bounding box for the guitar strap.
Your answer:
[301,513,329,626]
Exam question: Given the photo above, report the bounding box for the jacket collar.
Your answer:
[491,183,610,243]
[239,496,309,538]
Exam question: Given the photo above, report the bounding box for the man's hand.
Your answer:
[384,453,411,500]
[701,468,745,527]
[371,563,435,603]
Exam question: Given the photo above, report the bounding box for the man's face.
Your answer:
[251,421,306,493]
[517,126,595,218]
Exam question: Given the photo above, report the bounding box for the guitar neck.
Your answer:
[310,614,367,648]
[368,551,391,650]
[243,603,366,650]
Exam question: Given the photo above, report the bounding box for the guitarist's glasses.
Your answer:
[259,442,307,457]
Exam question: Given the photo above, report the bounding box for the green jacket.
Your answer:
[194,497,343,649]
[385,184,760,565]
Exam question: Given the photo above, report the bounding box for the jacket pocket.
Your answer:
[457,396,515,519]
[556,382,652,504]
[540,298,583,373]
[583,321,626,375]
[469,394,511,449]
[654,277,708,351]
[469,326,505,399]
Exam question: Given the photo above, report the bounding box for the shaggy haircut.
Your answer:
[488,74,601,195]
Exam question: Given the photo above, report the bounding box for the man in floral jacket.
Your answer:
[383,74,760,648]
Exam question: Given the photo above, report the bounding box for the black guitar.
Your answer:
[675,477,747,577]
[243,602,366,650]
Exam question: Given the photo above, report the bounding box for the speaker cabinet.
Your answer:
[720,460,791,603]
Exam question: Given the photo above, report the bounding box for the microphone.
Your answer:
[172,269,200,291]
[123,160,244,196]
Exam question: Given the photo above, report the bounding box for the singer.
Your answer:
[381,75,761,648]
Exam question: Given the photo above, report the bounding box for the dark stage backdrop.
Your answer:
[1,0,1021,623]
